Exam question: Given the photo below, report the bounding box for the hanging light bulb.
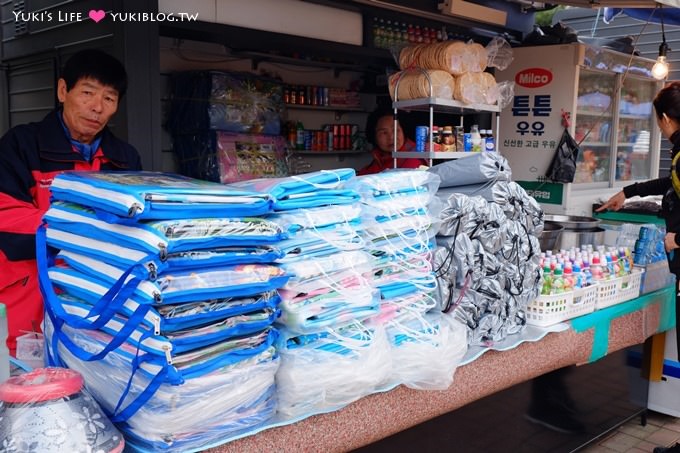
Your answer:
[652,42,670,80]
[652,5,670,80]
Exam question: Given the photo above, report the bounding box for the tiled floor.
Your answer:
[581,410,680,453]
[357,347,680,453]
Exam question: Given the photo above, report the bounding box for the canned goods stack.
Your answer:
[284,85,329,106]
[283,85,362,109]
[415,124,459,152]
[285,122,361,152]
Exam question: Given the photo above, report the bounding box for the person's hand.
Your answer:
[665,232,679,252]
[596,191,626,212]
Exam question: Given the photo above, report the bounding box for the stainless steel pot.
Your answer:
[539,222,564,252]
[557,227,606,250]
[543,214,600,230]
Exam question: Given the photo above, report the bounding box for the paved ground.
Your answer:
[581,410,680,453]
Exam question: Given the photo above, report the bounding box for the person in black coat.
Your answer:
[0,49,141,353]
[598,81,680,453]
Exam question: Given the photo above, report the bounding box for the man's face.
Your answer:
[374,115,404,153]
[57,77,119,144]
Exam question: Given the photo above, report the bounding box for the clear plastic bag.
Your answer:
[275,323,391,419]
[49,171,273,220]
[268,203,362,233]
[278,284,380,334]
[225,169,357,211]
[384,311,467,390]
[485,36,514,71]
[45,316,279,452]
[347,170,440,198]
[49,258,288,305]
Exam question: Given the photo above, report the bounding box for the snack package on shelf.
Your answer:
[172,131,288,184]
[167,70,284,135]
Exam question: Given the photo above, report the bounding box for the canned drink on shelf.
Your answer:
[304,130,313,150]
[415,126,428,152]
[454,126,464,152]
[350,124,359,150]
[463,133,472,152]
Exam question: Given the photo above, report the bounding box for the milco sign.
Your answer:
[515,68,553,88]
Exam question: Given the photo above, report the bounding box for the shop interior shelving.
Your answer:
[392,97,501,166]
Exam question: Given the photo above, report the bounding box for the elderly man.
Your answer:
[0,49,142,353]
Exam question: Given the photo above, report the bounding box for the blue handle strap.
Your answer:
[38,224,153,360]
[47,302,152,362]
[110,329,182,422]
[37,225,147,330]
[44,305,65,367]
[38,222,152,330]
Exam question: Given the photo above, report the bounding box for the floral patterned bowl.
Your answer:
[0,367,124,452]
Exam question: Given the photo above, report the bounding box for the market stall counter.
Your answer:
[207,285,675,453]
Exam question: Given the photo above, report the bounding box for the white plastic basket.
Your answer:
[526,284,598,327]
[595,267,644,310]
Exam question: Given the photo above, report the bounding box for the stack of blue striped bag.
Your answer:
[346,170,467,390]
[227,169,393,419]
[38,171,290,452]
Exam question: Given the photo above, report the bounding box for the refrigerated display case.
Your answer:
[496,43,662,215]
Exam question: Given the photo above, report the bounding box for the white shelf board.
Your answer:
[392,151,485,159]
[393,98,500,114]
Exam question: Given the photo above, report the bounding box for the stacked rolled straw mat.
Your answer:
[398,41,487,75]
[388,69,455,101]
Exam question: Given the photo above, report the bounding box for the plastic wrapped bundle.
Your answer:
[453,72,498,105]
[278,284,380,334]
[437,181,509,207]
[388,69,455,101]
[498,221,540,266]
[46,225,284,274]
[51,291,279,360]
[275,323,391,419]
[398,40,488,75]
[280,250,373,292]
[225,168,358,211]
[433,184,543,346]
[268,204,362,234]
[366,251,433,289]
[171,131,288,184]
[275,228,365,263]
[167,70,284,135]
[347,170,439,200]
[45,317,280,452]
[437,194,483,237]
[437,181,544,235]
[45,201,286,257]
[49,256,288,306]
[504,182,544,235]
[50,171,273,220]
[348,171,441,245]
[429,151,512,189]
[383,311,467,390]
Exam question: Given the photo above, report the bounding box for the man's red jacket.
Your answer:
[0,109,141,353]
